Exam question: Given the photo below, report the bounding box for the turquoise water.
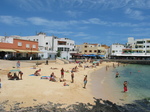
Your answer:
[112,64,150,101]
[91,64,150,105]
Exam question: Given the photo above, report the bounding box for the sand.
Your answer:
[0,59,118,110]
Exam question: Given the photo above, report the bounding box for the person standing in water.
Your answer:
[116,72,119,78]
[123,81,128,92]
[83,75,87,89]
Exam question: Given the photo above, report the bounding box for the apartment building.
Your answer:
[21,32,76,60]
[110,37,150,59]
[76,43,108,57]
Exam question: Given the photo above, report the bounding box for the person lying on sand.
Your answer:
[64,82,69,86]
[65,70,69,73]
[50,67,58,70]
[59,78,66,82]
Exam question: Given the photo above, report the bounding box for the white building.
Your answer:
[110,43,125,56]
[53,37,76,59]
[123,37,150,56]
[109,37,150,59]
[21,32,76,60]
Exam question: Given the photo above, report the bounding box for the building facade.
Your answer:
[21,32,76,60]
[76,43,108,58]
[0,36,39,60]
[110,37,150,59]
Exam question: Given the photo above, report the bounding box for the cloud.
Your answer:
[45,30,73,36]
[65,10,83,18]
[1,15,150,29]
[125,8,145,20]
[27,17,79,29]
[7,0,150,12]
[0,16,27,25]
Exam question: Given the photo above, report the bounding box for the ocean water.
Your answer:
[91,64,150,105]
[113,64,150,102]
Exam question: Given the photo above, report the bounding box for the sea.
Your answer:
[91,63,150,111]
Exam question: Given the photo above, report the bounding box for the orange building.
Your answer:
[0,38,40,60]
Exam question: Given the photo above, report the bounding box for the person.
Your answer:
[0,78,1,88]
[18,71,23,80]
[106,65,108,71]
[12,73,19,80]
[4,54,8,60]
[123,81,128,92]
[16,61,20,68]
[45,59,48,65]
[116,72,119,78]
[34,69,41,76]
[61,68,64,78]
[71,71,74,83]
[7,72,13,79]
[83,75,87,89]
[64,82,69,86]
[49,72,56,82]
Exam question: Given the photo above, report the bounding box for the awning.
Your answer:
[0,49,16,52]
[15,50,41,53]
[15,50,29,52]
[31,50,42,53]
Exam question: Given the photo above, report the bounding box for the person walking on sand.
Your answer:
[123,81,128,92]
[16,61,20,68]
[61,68,64,78]
[83,75,87,89]
[71,71,74,83]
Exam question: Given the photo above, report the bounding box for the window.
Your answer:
[85,46,87,48]
[37,39,38,41]
[84,50,87,52]
[46,42,48,45]
[89,50,92,52]
[33,45,36,48]
[26,44,30,48]
[94,50,97,52]
[18,42,22,46]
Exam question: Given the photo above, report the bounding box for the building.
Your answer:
[0,36,39,60]
[110,37,150,59]
[54,37,76,60]
[21,32,76,60]
[110,43,125,56]
[76,43,108,58]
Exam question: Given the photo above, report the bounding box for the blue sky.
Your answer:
[0,0,150,45]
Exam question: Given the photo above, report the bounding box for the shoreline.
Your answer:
[90,62,134,105]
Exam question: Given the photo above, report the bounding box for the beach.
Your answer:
[0,60,119,111]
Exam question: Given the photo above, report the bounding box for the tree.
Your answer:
[57,50,61,57]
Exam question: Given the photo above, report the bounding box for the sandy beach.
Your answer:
[0,59,118,110]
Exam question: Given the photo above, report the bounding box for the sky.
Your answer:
[0,0,150,45]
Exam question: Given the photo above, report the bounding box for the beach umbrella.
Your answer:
[93,61,98,64]
[9,69,20,72]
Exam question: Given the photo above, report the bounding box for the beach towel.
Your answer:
[41,76,50,79]
[29,74,36,76]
